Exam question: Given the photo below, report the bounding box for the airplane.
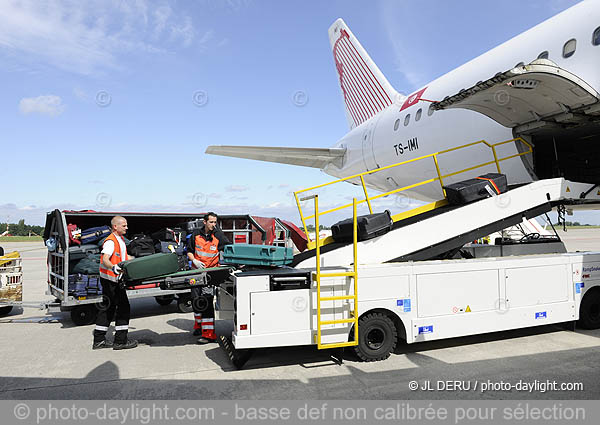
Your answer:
[207,1,600,208]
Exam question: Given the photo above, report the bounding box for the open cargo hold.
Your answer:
[43,209,302,325]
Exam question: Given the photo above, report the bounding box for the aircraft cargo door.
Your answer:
[434,59,600,184]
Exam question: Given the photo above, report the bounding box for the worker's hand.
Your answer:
[112,264,122,275]
[192,259,205,269]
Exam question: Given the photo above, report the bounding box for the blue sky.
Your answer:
[1,0,591,226]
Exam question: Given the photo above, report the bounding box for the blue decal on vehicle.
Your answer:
[576,282,582,294]
[535,311,547,319]
[419,325,433,334]
[404,299,411,312]
[397,299,403,306]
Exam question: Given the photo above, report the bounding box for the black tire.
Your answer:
[578,289,600,330]
[353,312,397,362]
[70,305,97,326]
[177,294,193,313]
[155,295,175,306]
[0,306,13,316]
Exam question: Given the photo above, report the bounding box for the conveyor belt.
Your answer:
[292,178,599,268]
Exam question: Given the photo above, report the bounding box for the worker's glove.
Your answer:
[112,264,122,275]
[192,259,205,269]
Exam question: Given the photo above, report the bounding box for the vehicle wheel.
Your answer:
[70,305,97,326]
[177,294,193,313]
[0,306,13,316]
[353,312,397,362]
[578,289,600,329]
[155,295,175,306]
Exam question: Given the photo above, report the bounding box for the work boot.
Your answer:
[92,340,114,350]
[193,329,202,336]
[113,339,138,350]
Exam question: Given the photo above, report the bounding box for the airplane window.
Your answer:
[394,118,400,131]
[537,51,549,60]
[563,38,576,58]
[593,27,600,46]
[404,114,410,126]
[428,103,435,116]
[415,108,422,122]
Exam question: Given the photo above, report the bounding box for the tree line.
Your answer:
[0,220,44,236]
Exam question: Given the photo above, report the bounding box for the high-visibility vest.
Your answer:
[99,233,128,282]
[194,233,220,268]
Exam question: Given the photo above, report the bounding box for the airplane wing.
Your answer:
[205,145,346,169]
[434,59,600,134]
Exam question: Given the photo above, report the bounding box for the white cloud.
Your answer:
[0,0,212,76]
[19,95,65,116]
[226,185,250,192]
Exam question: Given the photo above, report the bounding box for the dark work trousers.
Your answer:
[93,277,131,344]
[191,285,215,319]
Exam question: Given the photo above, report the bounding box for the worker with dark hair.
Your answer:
[187,212,231,344]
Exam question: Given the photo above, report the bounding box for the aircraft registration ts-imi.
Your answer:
[207,1,600,204]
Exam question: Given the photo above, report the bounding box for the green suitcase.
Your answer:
[221,243,293,266]
[119,253,179,282]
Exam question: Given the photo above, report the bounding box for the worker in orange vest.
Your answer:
[93,216,138,350]
[186,212,230,344]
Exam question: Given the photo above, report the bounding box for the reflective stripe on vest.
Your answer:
[194,233,220,268]
[99,233,127,282]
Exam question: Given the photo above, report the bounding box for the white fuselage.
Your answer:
[324,1,600,202]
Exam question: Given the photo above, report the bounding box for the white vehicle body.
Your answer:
[227,252,597,350]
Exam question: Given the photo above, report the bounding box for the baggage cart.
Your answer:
[43,209,295,325]
[0,251,23,316]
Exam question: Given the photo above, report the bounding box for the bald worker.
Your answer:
[93,216,138,350]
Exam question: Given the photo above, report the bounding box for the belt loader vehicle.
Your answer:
[210,141,600,368]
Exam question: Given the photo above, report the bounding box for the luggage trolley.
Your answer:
[0,251,23,316]
[43,209,288,325]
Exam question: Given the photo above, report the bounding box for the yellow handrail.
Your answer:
[295,137,532,249]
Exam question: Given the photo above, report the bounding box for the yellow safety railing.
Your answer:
[294,137,532,250]
[301,194,358,350]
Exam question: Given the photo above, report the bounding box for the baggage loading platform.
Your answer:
[293,178,600,268]
[215,138,600,368]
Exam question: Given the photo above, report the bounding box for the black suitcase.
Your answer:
[68,244,100,261]
[150,227,186,244]
[127,234,155,257]
[331,210,393,243]
[443,173,507,205]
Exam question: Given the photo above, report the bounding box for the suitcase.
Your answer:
[150,227,186,244]
[183,219,204,232]
[155,241,185,255]
[443,173,507,205]
[127,234,155,257]
[331,210,393,243]
[221,244,293,266]
[67,224,81,246]
[68,274,102,296]
[80,225,111,244]
[119,253,180,282]
[70,253,101,274]
[68,244,100,261]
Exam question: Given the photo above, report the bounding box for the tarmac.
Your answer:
[1,230,599,400]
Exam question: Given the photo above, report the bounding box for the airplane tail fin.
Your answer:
[329,18,399,130]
